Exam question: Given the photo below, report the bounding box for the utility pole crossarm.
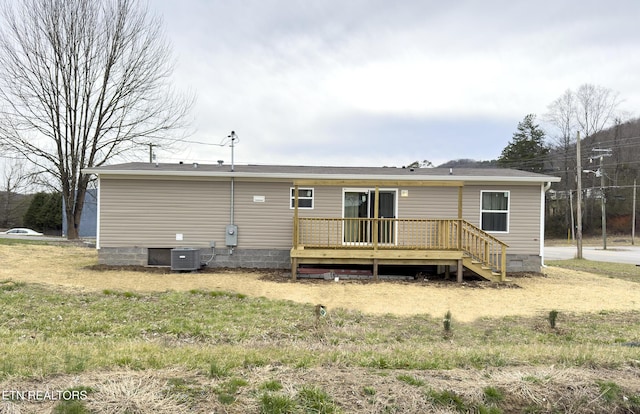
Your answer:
[147,143,158,164]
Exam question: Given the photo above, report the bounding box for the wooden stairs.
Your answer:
[462,255,505,282]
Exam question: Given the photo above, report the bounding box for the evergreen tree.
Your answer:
[23,192,46,231]
[23,192,62,233]
[43,193,62,231]
[498,114,549,173]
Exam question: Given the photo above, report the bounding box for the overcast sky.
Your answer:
[152,0,639,168]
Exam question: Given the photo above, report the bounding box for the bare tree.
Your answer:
[547,84,622,149]
[544,89,577,229]
[546,84,621,159]
[0,159,33,228]
[0,0,192,239]
[545,84,624,242]
[575,84,621,139]
[546,89,576,150]
[574,84,622,231]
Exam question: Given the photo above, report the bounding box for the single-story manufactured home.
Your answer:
[84,162,560,282]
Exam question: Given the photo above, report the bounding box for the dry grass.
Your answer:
[3,244,640,322]
[84,373,188,414]
[2,243,640,413]
[545,235,637,247]
[1,366,639,413]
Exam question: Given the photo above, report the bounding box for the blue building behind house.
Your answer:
[62,188,97,238]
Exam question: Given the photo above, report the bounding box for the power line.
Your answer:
[153,134,240,148]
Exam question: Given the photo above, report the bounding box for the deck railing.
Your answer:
[458,220,508,277]
[295,217,507,276]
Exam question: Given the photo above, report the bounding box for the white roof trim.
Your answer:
[83,168,561,183]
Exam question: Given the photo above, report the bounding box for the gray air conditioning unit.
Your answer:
[171,248,201,271]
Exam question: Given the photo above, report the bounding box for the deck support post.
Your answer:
[457,259,463,283]
[373,259,379,281]
[291,258,297,280]
[501,245,507,281]
[457,186,463,219]
[373,186,379,251]
[444,266,450,280]
[293,185,299,248]
[457,186,463,251]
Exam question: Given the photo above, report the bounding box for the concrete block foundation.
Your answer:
[97,247,542,273]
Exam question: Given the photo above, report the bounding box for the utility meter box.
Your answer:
[225,224,238,247]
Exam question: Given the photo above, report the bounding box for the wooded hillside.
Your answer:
[545,118,640,237]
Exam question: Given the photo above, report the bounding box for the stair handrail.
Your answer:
[458,220,508,280]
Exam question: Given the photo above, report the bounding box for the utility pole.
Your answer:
[592,148,612,250]
[633,179,637,246]
[147,143,158,163]
[576,132,583,259]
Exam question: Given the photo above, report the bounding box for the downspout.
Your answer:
[95,176,101,250]
[229,177,235,255]
[540,181,552,267]
[230,131,236,227]
[229,131,237,254]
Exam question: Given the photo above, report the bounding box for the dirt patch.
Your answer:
[87,264,534,289]
[2,245,640,322]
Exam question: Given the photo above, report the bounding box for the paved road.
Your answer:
[0,234,95,246]
[544,245,640,265]
[0,234,66,242]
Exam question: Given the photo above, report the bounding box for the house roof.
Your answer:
[84,162,561,183]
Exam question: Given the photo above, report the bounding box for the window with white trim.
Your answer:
[480,191,509,232]
[290,188,314,209]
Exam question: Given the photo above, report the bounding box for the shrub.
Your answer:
[548,310,559,329]
[443,310,453,338]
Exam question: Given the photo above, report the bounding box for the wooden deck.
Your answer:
[290,218,508,282]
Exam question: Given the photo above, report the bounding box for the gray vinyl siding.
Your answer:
[99,178,231,248]
[99,178,346,250]
[230,183,345,249]
[232,181,291,249]
[310,186,343,217]
[462,184,541,255]
[98,177,542,256]
[398,186,459,218]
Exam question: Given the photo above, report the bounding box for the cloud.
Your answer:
[150,0,640,168]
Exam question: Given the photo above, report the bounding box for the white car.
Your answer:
[3,228,44,236]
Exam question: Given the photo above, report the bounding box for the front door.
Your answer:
[371,191,396,244]
[343,189,396,244]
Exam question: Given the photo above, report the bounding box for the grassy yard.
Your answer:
[1,242,640,413]
[546,259,640,284]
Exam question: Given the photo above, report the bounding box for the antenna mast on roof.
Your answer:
[228,131,237,171]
